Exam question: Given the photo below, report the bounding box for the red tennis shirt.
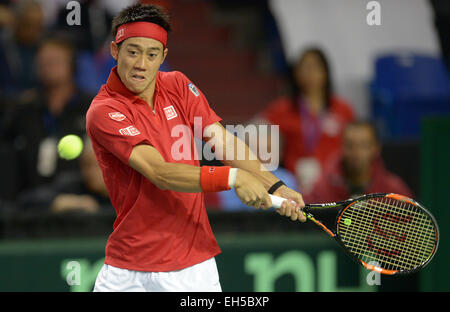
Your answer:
[86,66,222,272]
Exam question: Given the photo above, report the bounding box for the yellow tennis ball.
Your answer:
[58,135,84,160]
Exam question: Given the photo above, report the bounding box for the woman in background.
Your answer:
[262,47,355,194]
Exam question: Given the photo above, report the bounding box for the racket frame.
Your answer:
[303,193,440,276]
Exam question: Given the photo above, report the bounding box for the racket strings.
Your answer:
[344,200,436,266]
[379,199,436,262]
[351,200,435,255]
[341,219,428,270]
[340,213,426,269]
[341,220,432,270]
[366,198,435,256]
[343,199,435,269]
[342,219,434,263]
[338,197,436,272]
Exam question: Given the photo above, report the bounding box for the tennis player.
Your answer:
[86,3,305,292]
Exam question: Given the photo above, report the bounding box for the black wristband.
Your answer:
[268,180,286,194]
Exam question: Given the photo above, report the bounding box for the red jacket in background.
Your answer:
[304,154,413,204]
[263,95,354,174]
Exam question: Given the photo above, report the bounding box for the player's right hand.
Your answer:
[234,169,272,209]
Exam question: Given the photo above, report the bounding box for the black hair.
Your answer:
[288,47,333,110]
[111,3,171,44]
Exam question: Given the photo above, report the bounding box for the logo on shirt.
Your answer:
[108,112,126,121]
[188,83,199,97]
[163,105,178,120]
[119,125,140,136]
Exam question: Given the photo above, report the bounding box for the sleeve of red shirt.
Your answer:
[86,100,153,165]
[173,71,222,136]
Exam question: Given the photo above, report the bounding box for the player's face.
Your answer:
[342,126,380,174]
[111,37,168,98]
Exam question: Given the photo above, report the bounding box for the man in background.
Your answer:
[0,0,44,97]
[304,121,412,203]
[1,35,93,199]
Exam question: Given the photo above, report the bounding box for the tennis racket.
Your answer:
[269,193,439,275]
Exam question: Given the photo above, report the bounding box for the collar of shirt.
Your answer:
[105,66,160,106]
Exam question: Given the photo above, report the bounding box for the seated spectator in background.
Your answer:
[51,0,136,53]
[0,2,14,29]
[51,1,171,94]
[304,121,413,204]
[18,137,111,213]
[0,0,44,97]
[1,35,94,199]
[262,47,354,194]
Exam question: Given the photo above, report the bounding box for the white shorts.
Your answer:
[93,257,222,292]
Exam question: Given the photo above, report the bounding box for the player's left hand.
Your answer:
[273,186,306,222]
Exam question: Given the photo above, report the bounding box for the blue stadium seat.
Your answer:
[75,51,109,94]
[371,53,450,139]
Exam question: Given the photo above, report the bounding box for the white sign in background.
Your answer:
[269,0,440,118]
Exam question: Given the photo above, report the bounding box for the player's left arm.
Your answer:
[203,122,305,222]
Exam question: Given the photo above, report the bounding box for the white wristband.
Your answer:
[228,168,238,189]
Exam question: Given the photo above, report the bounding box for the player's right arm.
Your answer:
[129,144,200,192]
[129,144,272,208]
[87,102,271,208]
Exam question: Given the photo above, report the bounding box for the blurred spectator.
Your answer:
[0,35,93,199]
[50,0,136,53]
[0,3,14,28]
[262,47,354,193]
[18,137,111,213]
[48,0,141,94]
[0,0,44,97]
[303,121,413,204]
